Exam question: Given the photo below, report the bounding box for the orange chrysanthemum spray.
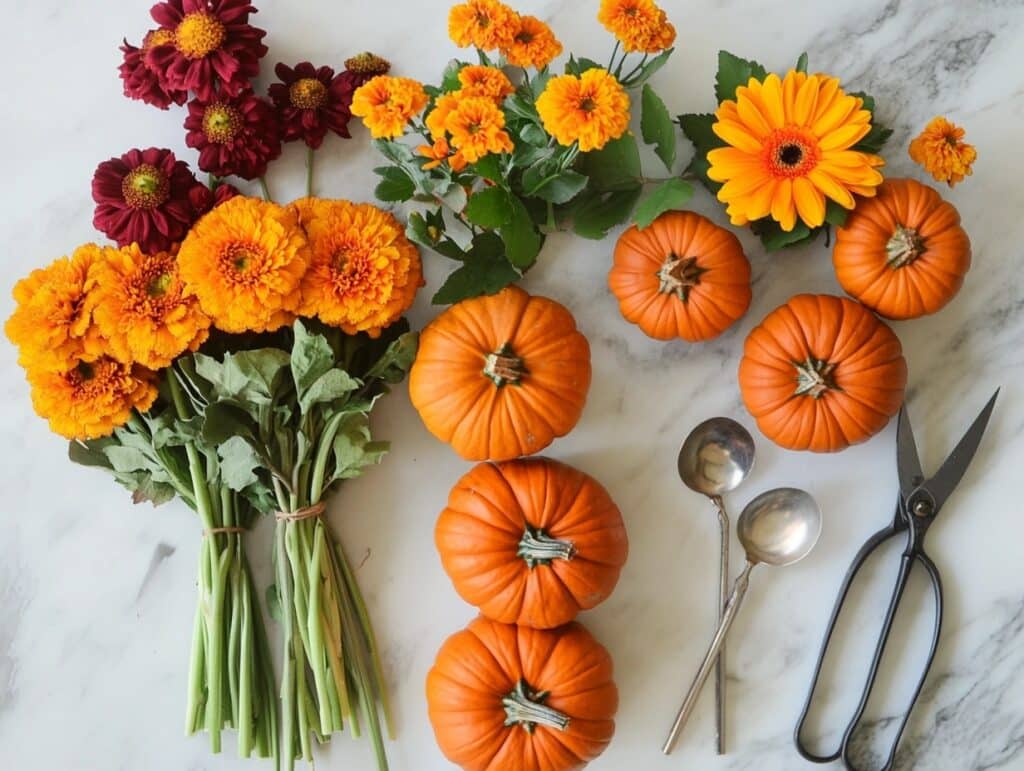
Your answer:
[909,116,976,187]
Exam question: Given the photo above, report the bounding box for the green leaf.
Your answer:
[501,195,543,269]
[825,200,849,228]
[374,167,415,202]
[265,585,283,623]
[715,50,768,104]
[519,123,548,147]
[365,331,419,383]
[300,370,361,413]
[572,187,643,239]
[796,52,809,73]
[69,438,115,470]
[432,254,520,304]
[641,84,677,171]
[752,218,815,250]
[103,446,154,474]
[678,113,726,191]
[331,415,389,481]
[622,48,673,88]
[632,178,694,229]
[465,186,514,228]
[407,210,467,261]
[440,59,465,92]
[505,93,540,123]
[577,134,642,192]
[471,154,505,184]
[196,349,290,404]
[565,55,603,76]
[202,401,257,445]
[523,169,588,204]
[438,182,468,212]
[218,435,261,491]
[291,321,336,401]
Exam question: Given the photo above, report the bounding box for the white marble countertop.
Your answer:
[2,1,1022,769]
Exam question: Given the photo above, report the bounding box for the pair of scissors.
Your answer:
[794,389,999,770]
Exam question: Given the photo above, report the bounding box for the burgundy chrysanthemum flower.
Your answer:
[147,0,268,102]
[119,29,188,109]
[191,180,240,214]
[268,54,391,149]
[92,148,212,254]
[184,91,282,179]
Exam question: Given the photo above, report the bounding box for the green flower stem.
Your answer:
[609,40,621,75]
[306,146,315,198]
[275,522,298,771]
[259,176,272,201]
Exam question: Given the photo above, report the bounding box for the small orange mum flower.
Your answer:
[457,65,514,102]
[501,15,563,69]
[5,244,104,373]
[418,137,453,170]
[426,92,461,139]
[177,196,309,334]
[448,0,518,51]
[291,198,423,336]
[443,96,515,163]
[536,68,630,152]
[598,0,676,53]
[909,116,977,187]
[90,244,210,369]
[29,356,158,440]
[350,76,428,139]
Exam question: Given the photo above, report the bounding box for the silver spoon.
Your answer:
[678,417,755,754]
[662,487,822,755]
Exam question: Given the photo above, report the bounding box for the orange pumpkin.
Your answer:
[833,178,971,319]
[436,457,628,629]
[427,616,617,771]
[738,294,907,452]
[409,286,591,461]
[608,210,752,341]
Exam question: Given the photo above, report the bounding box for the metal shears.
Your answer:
[794,390,999,770]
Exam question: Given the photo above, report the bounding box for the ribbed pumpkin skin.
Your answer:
[426,617,618,771]
[608,210,752,341]
[436,457,628,629]
[409,286,591,461]
[739,294,907,452]
[833,178,971,319]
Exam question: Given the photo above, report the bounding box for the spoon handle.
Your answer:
[712,496,730,755]
[663,561,755,755]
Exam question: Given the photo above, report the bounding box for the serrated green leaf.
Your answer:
[291,321,336,400]
[796,52,809,73]
[501,195,543,269]
[641,84,677,171]
[432,254,520,304]
[374,167,415,202]
[218,435,261,491]
[715,50,768,103]
[572,187,643,239]
[465,186,514,227]
[577,134,642,192]
[632,178,694,229]
[196,349,290,404]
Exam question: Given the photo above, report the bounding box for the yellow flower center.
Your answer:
[344,52,390,76]
[147,271,173,298]
[221,243,265,278]
[175,12,226,59]
[143,28,176,51]
[74,360,95,383]
[475,11,491,28]
[764,129,820,178]
[289,78,328,109]
[580,97,597,113]
[122,164,170,210]
[203,104,241,143]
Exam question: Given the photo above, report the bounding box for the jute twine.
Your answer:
[203,526,246,537]
[274,501,327,522]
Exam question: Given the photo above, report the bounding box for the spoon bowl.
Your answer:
[677,417,755,497]
[737,487,822,567]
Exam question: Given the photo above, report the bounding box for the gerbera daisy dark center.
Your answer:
[203,104,242,144]
[175,12,226,59]
[122,164,171,210]
[290,78,328,110]
[779,144,803,165]
[765,129,820,178]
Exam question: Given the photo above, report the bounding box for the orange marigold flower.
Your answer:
[908,116,977,187]
[448,0,518,51]
[177,196,309,334]
[90,244,210,369]
[501,15,563,69]
[426,92,461,139]
[5,244,104,372]
[418,137,452,169]
[350,75,428,139]
[291,198,423,336]
[443,96,514,163]
[597,0,676,53]
[536,68,630,152]
[458,65,514,102]
[706,70,885,232]
[28,355,158,440]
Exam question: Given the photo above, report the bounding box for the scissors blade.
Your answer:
[897,405,925,502]
[926,389,1000,510]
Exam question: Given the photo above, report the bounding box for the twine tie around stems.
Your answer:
[275,501,327,522]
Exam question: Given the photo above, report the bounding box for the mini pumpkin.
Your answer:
[427,616,618,771]
[738,294,907,452]
[833,178,971,319]
[409,285,591,461]
[608,210,752,341]
[436,456,628,629]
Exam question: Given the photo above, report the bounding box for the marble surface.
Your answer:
[1,1,1022,769]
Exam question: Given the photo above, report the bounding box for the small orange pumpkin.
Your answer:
[833,178,971,319]
[426,616,618,771]
[436,456,628,629]
[608,210,752,341]
[738,294,907,452]
[409,286,591,461]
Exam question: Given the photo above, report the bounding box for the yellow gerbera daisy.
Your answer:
[707,70,885,232]
[443,96,515,163]
[90,244,210,370]
[448,0,518,51]
[291,198,423,336]
[908,116,976,187]
[597,0,676,53]
[350,75,428,139]
[501,15,563,69]
[458,65,514,102]
[29,355,158,440]
[177,196,309,334]
[536,68,630,152]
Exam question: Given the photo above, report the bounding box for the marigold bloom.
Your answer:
[443,96,514,163]
[350,76,428,139]
[598,0,676,53]
[458,65,515,102]
[425,93,461,140]
[418,138,452,170]
[90,244,211,369]
[119,30,188,109]
[5,245,103,372]
[501,15,563,69]
[28,356,158,440]
[184,90,282,180]
[706,70,885,232]
[908,116,976,187]
[147,0,268,101]
[177,196,309,333]
[448,0,518,50]
[536,68,630,152]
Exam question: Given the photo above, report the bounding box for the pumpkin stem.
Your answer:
[657,254,705,302]
[793,358,840,399]
[517,525,576,568]
[502,679,571,734]
[886,224,925,268]
[483,342,527,387]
